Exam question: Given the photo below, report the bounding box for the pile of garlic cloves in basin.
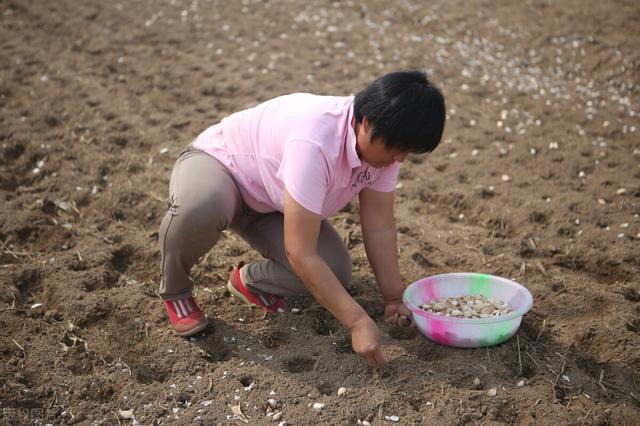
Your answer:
[421,294,513,318]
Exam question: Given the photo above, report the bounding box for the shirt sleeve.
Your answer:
[276,140,329,214]
[368,162,401,192]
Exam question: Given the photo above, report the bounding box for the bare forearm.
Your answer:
[362,226,405,303]
[289,254,368,329]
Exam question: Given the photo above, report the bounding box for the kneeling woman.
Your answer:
[158,70,446,366]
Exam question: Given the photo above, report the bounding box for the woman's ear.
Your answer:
[362,116,371,132]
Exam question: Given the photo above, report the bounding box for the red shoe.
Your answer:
[164,296,208,336]
[227,263,286,313]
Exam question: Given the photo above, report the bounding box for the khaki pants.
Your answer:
[158,147,352,300]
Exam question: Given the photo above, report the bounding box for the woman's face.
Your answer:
[355,117,409,168]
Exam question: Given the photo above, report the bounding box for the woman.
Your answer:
[158,70,446,366]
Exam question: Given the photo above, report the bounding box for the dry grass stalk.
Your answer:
[598,370,607,392]
[0,240,33,262]
[535,319,547,343]
[517,334,523,377]
[12,337,25,352]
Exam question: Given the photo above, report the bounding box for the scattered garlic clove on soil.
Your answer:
[312,403,325,411]
[472,377,482,388]
[385,415,400,422]
[119,409,134,419]
[268,399,278,409]
[486,388,498,397]
[337,387,347,396]
[517,380,526,387]
[272,412,283,421]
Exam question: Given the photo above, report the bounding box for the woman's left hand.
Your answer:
[384,302,413,327]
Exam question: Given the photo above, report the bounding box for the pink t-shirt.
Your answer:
[192,93,400,218]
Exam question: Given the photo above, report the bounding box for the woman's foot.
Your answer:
[164,296,208,336]
[227,263,286,313]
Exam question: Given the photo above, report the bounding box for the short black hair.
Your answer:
[354,70,446,154]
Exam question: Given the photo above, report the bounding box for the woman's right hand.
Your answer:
[350,315,388,367]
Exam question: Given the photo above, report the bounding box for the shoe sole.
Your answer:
[227,280,256,308]
[174,319,209,337]
[227,279,286,313]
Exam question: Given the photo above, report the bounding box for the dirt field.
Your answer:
[1,0,639,424]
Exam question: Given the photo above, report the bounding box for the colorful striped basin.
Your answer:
[403,273,533,348]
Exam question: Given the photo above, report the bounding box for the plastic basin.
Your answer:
[402,272,533,348]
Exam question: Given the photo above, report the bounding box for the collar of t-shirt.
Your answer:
[346,112,362,170]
